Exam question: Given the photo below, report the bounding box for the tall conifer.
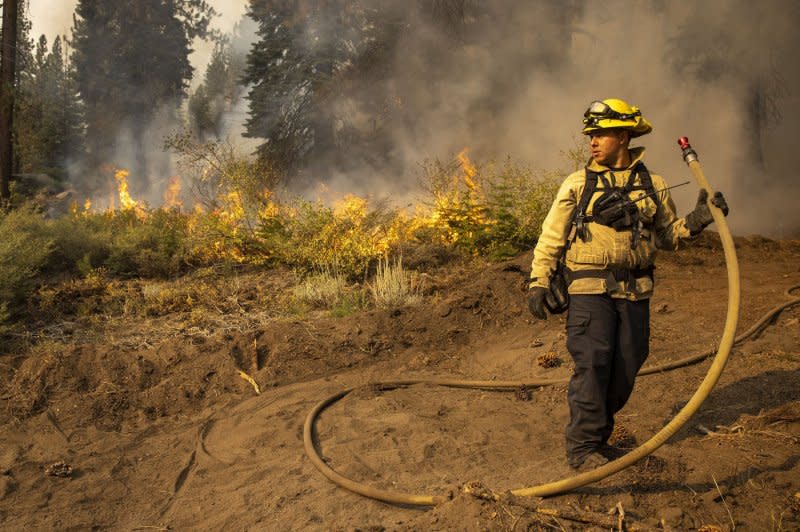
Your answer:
[71,0,215,193]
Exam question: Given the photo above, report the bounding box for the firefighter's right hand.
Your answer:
[527,287,549,320]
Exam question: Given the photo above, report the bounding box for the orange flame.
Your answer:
[114,169,141,211]
[163,175,182,210]
[457,148,477,190]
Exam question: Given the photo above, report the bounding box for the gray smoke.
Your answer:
[322,0,799,237]
[29,0,800,236]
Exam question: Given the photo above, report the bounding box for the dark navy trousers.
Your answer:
[564,294,650,465]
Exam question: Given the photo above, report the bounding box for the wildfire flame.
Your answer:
[424,147,492,245]
[114,169,142,211]
[457,148,478,190]
[163,175,182,210]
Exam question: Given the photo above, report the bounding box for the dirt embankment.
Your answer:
[1,234,799,530]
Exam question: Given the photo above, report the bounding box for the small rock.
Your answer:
[656,303,670,313]
[45,461,73,478]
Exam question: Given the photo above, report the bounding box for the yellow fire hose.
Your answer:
[303,138,799,505]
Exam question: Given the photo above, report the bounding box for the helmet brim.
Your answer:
[582,117,653,137]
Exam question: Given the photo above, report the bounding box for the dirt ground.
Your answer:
[1,233,799,531]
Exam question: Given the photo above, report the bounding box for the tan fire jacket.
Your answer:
[529,147,693,301]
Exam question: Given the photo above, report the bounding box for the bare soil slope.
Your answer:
[1,234,799,530]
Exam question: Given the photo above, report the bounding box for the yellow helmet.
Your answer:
[582,98,653,137]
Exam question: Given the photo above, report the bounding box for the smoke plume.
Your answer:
[29,0,800,236]
[315,0,800,237]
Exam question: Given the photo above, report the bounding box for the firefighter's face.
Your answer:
[589,129,629,167]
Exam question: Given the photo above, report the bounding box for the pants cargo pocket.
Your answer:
[567,309,590,332]
[566,309,591,367]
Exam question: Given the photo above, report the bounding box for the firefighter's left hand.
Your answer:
[710,190,729,216]
[686,189,728,235]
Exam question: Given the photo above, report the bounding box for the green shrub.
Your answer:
[420,154,560,258]
[45,207,192,279]
[44,212,113,275]
[0,206,55,323]
[165,131,284,266]
[259,197,410,280]
[480,160,561,258]
[104,209,191,278]
[329,291,368,318]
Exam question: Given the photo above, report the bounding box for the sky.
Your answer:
[28,0,248,73]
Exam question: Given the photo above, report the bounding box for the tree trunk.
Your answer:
[748,81,766,172]
[131,119,149,196]
[0,0,19,204]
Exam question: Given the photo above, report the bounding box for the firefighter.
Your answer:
[527,98,728,471]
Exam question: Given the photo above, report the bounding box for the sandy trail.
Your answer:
[1,236,799,530]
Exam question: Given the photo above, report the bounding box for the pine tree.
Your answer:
[71,0,215,194]
[188,39,242,140]
[242,1,580,181]
[243,0,317,172]
[15,35,85,181]
[243,0,386,176]
[188,84,215,139]
[0,0,21,202]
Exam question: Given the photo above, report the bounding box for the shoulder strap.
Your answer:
[575,168,598,221]
[572,168,599,242]
[636,162,661,209]
[622,162,638,192]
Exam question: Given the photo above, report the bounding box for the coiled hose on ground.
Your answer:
[303,139,800,505]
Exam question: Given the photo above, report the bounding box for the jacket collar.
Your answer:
[587,146,646,173]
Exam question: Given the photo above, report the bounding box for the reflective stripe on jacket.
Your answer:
[529,147,692,301]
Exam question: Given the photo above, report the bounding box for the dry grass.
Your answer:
[698,402,800,444]
[369,256,422,309]
[292,268,350,309]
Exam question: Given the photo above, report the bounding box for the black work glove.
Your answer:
[685,189,729,235]
[528,287,548,320]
